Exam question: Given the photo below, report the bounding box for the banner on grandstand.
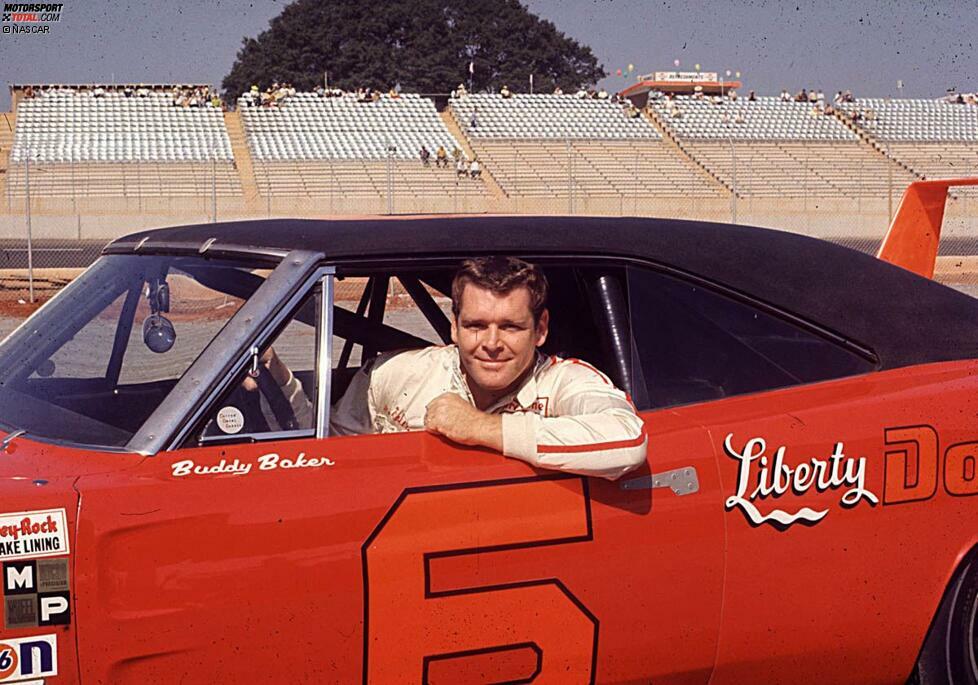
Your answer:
[639,71,718,83]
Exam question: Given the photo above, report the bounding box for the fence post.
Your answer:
[212,137,217,223]
[887,141,893,226]
[386,145,395,215]
[24,152,34,304]
[728,136,738,224]
[566,138,573,215]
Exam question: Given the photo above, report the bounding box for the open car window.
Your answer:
[326,265,626,409]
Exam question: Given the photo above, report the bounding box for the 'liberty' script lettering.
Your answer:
[724,433,878,528]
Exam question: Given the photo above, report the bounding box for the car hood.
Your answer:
[0,431,146,481]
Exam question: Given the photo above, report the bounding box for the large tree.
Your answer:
[222,0,605,98]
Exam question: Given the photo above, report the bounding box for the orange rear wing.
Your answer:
[877,178,978,278]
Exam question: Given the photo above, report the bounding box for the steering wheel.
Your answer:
[255,367,299,432]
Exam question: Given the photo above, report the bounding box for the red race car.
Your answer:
[0,179,977,684]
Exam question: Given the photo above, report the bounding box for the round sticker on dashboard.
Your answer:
[216,406,245,434]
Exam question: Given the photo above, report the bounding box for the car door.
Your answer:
[71,264,726,684]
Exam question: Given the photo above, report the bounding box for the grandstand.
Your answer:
[840,99,978,188]
[239,92,488,205]
[0,83,975,233]
[6,87,241,198]
[647,95,917,198]
[449,93,725,198]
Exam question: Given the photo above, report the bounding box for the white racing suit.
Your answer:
[331,345,648,480]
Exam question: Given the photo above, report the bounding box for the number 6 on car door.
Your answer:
[362,476,598,683]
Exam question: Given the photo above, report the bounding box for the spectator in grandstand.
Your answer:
[389,88,400,99]
[436,145,448,168]
[553,86,563,95]
[779,89,792,102]
[575,87,588,98]
[452,146,463,165]
[137,85,150,98]
[500,84,513,98]
[23,85,35,99]
[93,85,106,98]
[794,89,807,102]
[748,90,757,102]
[808,89,818,103]
[624,103,640,118]
[420,146,431,167]
[843,90,854,103]
[469,158,482,179]
[456,157,469,179]
[833,91,844,105]
[469,107,479,129]
[123,85,134,98]
[597,88,609,100]
[668,102,683,119]
[456,83,468,98]
[727,89,738,101]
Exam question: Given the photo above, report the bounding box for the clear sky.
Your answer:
[0,0,975,110]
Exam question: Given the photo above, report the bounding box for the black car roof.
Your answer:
[106,215,978,370]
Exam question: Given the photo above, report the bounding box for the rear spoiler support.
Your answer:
[877,178,978,278]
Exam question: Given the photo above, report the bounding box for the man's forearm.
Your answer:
[470,413,503,452]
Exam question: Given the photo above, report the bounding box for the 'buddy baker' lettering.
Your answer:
[171,453,336,478]
[724,433,878,528]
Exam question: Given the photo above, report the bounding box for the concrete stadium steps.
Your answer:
[681,141,916,198]
[251,160,490,199]
[440,110,506,199]
[4,161,243,198]
[224,111,261,209]
[471,140,725,198]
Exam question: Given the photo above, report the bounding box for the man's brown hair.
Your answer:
[451,256,548,322]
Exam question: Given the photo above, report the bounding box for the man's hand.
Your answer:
[242,346,292,392]
[424,393,502,451]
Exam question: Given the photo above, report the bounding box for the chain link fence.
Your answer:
[2,139,977,331]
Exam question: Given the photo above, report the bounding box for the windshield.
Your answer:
[0,255,269,449]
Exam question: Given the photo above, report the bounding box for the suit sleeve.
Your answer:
[500,363,647,480]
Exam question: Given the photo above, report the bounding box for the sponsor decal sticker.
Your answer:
[170,452,336,478]
[3,559,70,628]
[216,406,245,434]
[0,510,68,562]
[0,634,57,683]
[723,433,878,528]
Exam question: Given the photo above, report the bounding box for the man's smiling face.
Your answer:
[451,283,549,408]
